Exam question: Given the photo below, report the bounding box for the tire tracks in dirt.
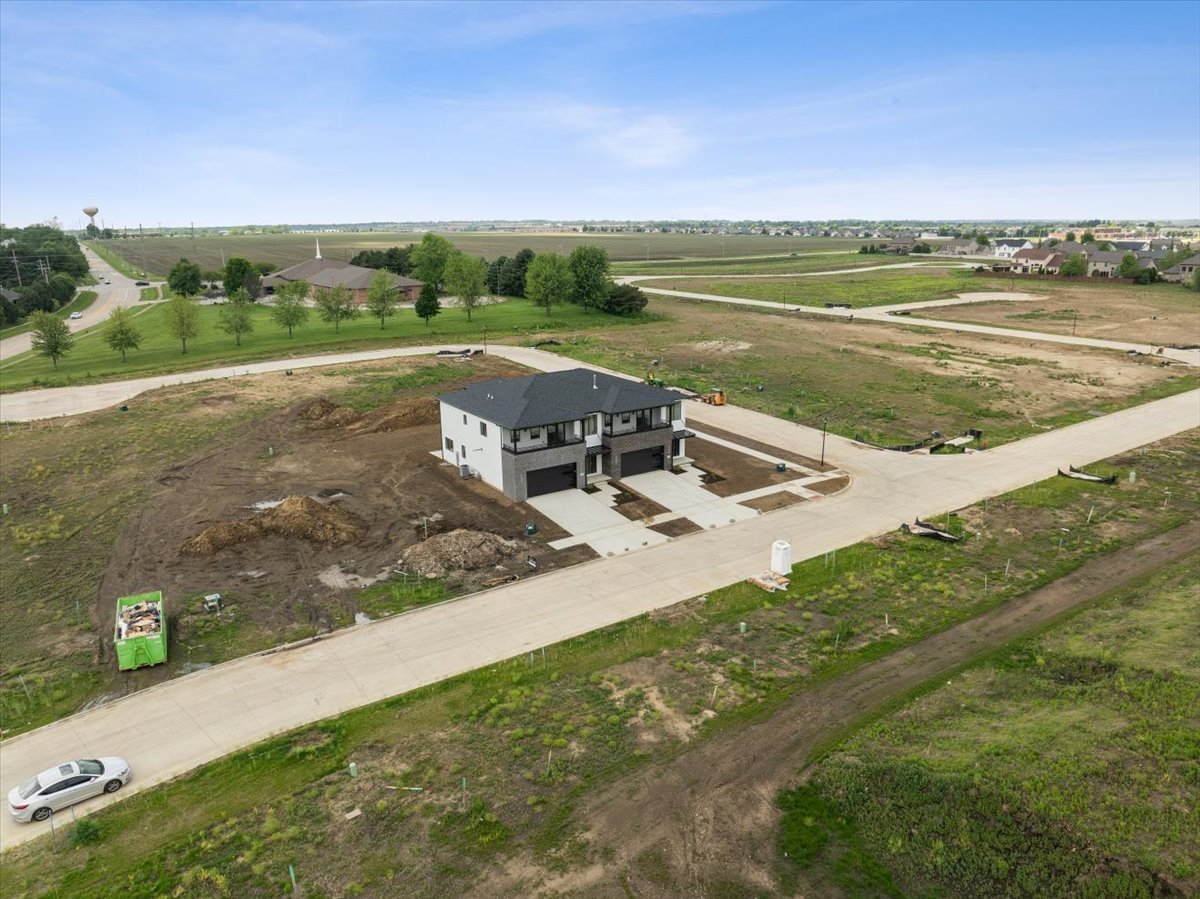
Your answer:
[485,521,1200,897]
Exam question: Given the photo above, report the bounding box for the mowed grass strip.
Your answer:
[4,432,1196,898]
[0,298,649,391]
[646,267,1000,308]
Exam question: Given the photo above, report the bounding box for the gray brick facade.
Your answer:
[603,427,673,481]
[501,444,587,503]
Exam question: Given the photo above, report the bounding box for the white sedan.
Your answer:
[69,312,84,320]
[7,757,131,823]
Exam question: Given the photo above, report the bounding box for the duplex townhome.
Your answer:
[991,238,1033,259]
[1011,247,1063,274]
[437,369,690,502]
[938,238,981,256]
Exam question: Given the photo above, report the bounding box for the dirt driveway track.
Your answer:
[1,348,1195,851]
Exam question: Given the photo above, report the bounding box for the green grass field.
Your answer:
[0,298,649,392]
[0,290,99,339]
[643,266,999,307]
[783,555,1199,897]
[91,234,871,279]
[613,252,944,277]
[2,430,1196,897]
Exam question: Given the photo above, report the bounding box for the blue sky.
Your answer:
[1,0,1198,227]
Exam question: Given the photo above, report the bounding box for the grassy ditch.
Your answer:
[0,297,655,391]
[779,556,1200,898]
[3,430,1196,897]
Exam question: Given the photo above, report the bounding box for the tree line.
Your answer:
[0,225,90,325]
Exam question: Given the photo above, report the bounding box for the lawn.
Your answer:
[0,290,99,339]
[0,297,650,391]
[783,555,1200,898]
[91,234,871,278]
[2,429,1196,898]
[642,266,1006,307]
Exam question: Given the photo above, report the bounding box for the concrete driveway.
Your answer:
[622,468,759,529]
[529,487,671,556]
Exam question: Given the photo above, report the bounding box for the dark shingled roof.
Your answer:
[440,369,681,430]
[262,258,422,291]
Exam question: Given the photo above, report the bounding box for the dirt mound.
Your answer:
[296,398,362,429]
[401,528,519,577]
[351,397,440,434]
[182,495,364,556]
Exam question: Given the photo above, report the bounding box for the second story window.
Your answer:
[584,416,597,436]
[480,422,488,437]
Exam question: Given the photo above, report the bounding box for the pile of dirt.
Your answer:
[351,397,440,434]
[401,528,520,577]
[182,496,364,556]
[296,398,362,429]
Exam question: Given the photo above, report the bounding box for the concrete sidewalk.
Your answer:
[2,382,1196,852]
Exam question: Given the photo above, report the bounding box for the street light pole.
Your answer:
[821,418,828,468]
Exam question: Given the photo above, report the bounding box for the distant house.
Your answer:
[1111,240,1150,253]
[1161,254,1200,284]
[262,241,422,305]
[992,239,1033,259]
[1011,247,1062,274]
[884,237,916,254]
[939,238,981,256]
[1085,251,1127,278]
[0,286,20,304]
[1050,240,1088,257]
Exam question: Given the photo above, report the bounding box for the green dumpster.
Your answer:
[115,591,168,671]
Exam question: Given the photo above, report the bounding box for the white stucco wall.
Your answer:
[439,402,505,493]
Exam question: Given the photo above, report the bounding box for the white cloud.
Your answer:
[541,101,697,168]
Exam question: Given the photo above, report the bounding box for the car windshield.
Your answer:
[18,777,41,800]
[77,759,103,775]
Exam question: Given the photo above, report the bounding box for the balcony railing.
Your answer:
[604,420,670,436]
[503,436,585,455]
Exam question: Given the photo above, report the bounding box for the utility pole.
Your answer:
[9,249,22,286]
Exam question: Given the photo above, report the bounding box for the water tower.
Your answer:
[83,206,99,227]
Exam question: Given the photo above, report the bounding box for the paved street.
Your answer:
[0,247,159,363]
[1,340,1195,849]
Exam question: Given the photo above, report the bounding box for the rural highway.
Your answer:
[1,341,1197,851]
[0,247,159,363]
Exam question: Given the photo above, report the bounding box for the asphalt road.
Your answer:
[0,247,161,363]
[0,342,1196,851]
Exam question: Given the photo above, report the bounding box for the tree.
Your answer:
[0,293,17,326]
[269,280,310,337]
[102,306,142,362]
[1080,231,1096,244]
[499,248,535,297]
[350,246,413,275]
[164,294,202,352]
[1118,253,1141,279]
[603,282,648,315]
[218,288,254,345]
[911,242,933,254]
[415,282,441,326]
[314,285,358,333]
[223,257,255,297]
[253,261,277,275]
[364,270,399,329]
[201,269,224,288]
[49,272,76,306]
[1060,254,1087,277]
[19,281,55,314]
[410,233,455,288]
[568,245,610,313]
[242,269,262,299]
[486,256,508,294]
[525,252,573,317]
[29,311,73,369]
[443,252,487,321]
[168,258,202,297]
[974,234,990,246]
[1065,231,1076,242]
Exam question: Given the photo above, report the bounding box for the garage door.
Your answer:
[526,463,578,498]
[620,447,664,477]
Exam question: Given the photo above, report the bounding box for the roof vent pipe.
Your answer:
[593,373,597,389]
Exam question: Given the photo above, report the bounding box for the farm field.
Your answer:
[0,297,648,392]
[90,233,869,278]
[918,278,1200,346]
[643,266,1004,308]
[784,554,1199,897]
[545,292,1198,446]
[3,430,1196,898]
[0,355,593,736]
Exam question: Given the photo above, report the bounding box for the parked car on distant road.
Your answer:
[69,311,83,320]
[135,280,150,286]
[8,757,131,822]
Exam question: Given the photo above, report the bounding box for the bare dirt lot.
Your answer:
[687,434,821,497]
[100,383,596,672]
[478,521,1200,898]
[921,281,1200,346]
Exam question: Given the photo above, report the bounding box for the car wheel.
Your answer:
[103,779,123,794]
[31,806,51,821]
